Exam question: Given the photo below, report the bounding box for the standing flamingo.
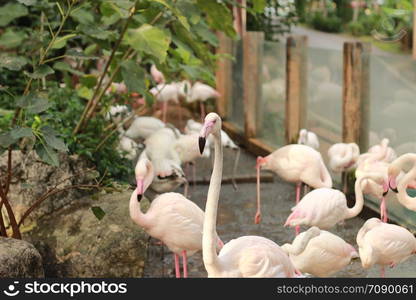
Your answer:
[367,138,397,163]
[130,157,223,278]
[297,129,320,150]
[356,218,416,277]
[256,144,332,233]
[284,173,381,230]
[388,153,416,211]
[281,227,358,277]
[198,112,297,277]
[327,142,360,193]
[187,82,220,120]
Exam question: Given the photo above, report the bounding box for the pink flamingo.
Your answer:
[357,218,416,277]
[388,153,416,211]
[199,113,297,277]
[256,144,332,233]
[281,227,358,277]
[355,144,390,222]
[131,155,223,278]
[297,129,320,150]
[150,64,165,84]
[186,82,220,120]
[284,174,379,230]
[327,142,360,193]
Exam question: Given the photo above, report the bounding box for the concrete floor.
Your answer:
[143,148,416,278]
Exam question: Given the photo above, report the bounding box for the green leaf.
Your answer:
[196,0,236,38]
[77,86,93,100]
[41,126,68,152]
[70,8,94,24]
[193,21,219,47]
[25,65,54,79]
[0,132,18,148]
[77,24,117,40]
[17,94,52,114]
[125,24,171,62]
[0,29,27,48]
[121,60,146,93]
[66,48,98,60]
[152,0,190,31]
[79,75,97,88]
[143,91,154,107]
[0,3,28,26]
[51,33,77,49]
[36,143,59,166]
[91,206,106,220]
[17,0,37,5]
[0,54,27,71]
[253,0,266,13]
[53,61,84,76]
[10,127,34,139]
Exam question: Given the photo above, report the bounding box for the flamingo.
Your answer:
[284,173,381,230]
[129,189,223,278]
[198,112,297,277]
[186,82,220,120]
[357,138,397,165]
[388,153,416,211]
[355,146,390,222]
[327,142,360,192]
[356,218,416,277]
[105,104,129,124]
[150,64,165,84]
[256,144,332,232]
[297,129,320,150]
[281,227,358,277]
[124,116,165,142]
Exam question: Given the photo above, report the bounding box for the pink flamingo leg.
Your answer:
[174,253,181,278]
[182,250,188,278]
[380,265,385,278]
[162,101,168,123]
[380,196,388,223]
[200,101,205,121]
[255,159,262,224]
[295,182,302,235]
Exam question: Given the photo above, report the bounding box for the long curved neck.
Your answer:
[129,190,150,229]
[333,145,353,169]
[281,230,318,255]
[346,176,365,218]
[203,131,222,275]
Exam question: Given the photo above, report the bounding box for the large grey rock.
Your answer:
[0,237,44,278]
[25,190,149,277]
[0,150,95,224]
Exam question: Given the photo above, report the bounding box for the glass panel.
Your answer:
[257,40,286,148]
[306,46,343,166]
[228,39,244,130]
[368,53,416,232]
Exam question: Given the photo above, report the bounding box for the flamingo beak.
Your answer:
[199,120,214,154]
[199,137,206,155]
[136,179,144,202]
[388,176,398,193]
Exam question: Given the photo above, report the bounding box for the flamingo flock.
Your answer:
[103,65,416,278]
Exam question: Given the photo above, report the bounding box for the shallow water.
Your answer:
[143,148,416,278]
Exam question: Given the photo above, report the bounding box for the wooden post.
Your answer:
[342,42,370,148]
[413,0,416,59]
[215,32,233,118]
[285,35,308,144]
[243,31,264,139]
[342,41,370,193]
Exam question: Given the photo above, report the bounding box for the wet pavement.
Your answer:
[143,148,416,278]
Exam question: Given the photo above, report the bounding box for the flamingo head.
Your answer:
[387,163,400,193]
[198,113,221,154]
[135,157,154,202]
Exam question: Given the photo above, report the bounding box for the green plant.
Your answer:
[0,0,264,239]
[309,12,343,33]
[347,21,365,36]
